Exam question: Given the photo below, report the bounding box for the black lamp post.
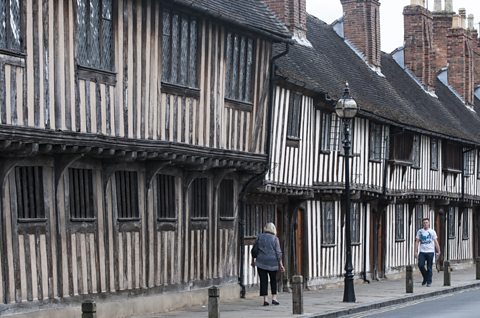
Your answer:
[335,82,358,303]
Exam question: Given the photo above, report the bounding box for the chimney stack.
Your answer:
[447,21,475,104]
[432,9,454,71]
[340,0,381,68]
[403,1,434,89]
[445,0,453,12]
[433,0,442,12]
[468,14,474,30]
[264,0,307,39]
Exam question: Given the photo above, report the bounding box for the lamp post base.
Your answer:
[343,277,356,303]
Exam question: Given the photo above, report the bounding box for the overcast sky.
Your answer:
[306,0,480,53]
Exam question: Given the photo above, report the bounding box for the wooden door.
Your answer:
[370,208,385,279]
[294,208,304,276]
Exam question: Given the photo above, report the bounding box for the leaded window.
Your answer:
[369,122,382,161]
[219,179,234,219]
[411,134,421,168]
[464,149,475,176]
[190,178,208,220]
[431,138,438,170]
[320,112,331,152]
[68,168,95,220]
[76,0,113,70]
[15,166,45,220]
[162,8,198,88]
[415,205,424,231]
[287,93,302,139]
[0,0,21,51]
[351,202,361,244]
[395,204,404,241]
[244,203,275,237]
[462,209,469,240]
[156,174,176,221]
[321,201,335,245]
[390,128,414,162]
[448,206,455,238]
[115,171,139,220]
[442,142,462,171]
[225,32,254,103]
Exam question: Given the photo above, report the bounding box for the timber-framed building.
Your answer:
[0,0,290,316]
[242,0,480,290]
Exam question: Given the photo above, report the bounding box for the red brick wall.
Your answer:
[341,0,381,67]
[432,12,454,72]
[447,28,474,104]
[264,0,306,37]
[403,4,434,89]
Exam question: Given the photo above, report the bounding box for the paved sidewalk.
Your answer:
[136,265,480,318]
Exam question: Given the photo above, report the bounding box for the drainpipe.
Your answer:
[238,42,289,297]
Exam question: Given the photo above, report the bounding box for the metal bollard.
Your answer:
[476,258,480,280]
[82,300,96,318]
[443,261,451,286]
[405,265,413,293]
[208,286,220,318]
[292,275,304,314]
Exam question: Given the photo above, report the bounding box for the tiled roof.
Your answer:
[274,15,480,144]
[171,0,291,40]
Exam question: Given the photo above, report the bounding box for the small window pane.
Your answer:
[15,166,45,220]
[321,201,335,245]
[0,0,22,51]
[244,203,275,237]
[219,179,234,218]
[190,178,208,219]
[287,93,302,139]
[68,168,95,220]
[76,0,113,70]
[462,209,469,240]
[369,122,382,160]
[448,207,455,238]
[115,171,139,219]
[415,205,423,232]
[156,174,176,220]
[351,203,361,244]
[320,112,331,152]
[225,32,254,103]
[395,204,404,241]
[431,138,438,170]
[162,9,198,88]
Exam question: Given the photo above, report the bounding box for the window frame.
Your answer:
[320,112,332,153]
[389,128,414,164]
[224,31,255,105]
[463,149,475,176]
[15,166,46,222]
[415,205,424,232]
[286,92,302,141]
[462,209,469,240]
[321,201,335,246]
[442,142,462,172]
[411,134,421,168]
[369,122,383,162]
[68,167,96,222]
[448,206,456,239]
[0,0,23,54]
[161,7,200,91]
[114,170,140,221]
[190,177,209,221]
[75,0,114,72]
[218,179,235,221]
[430,138,438,171]
[156,173,177,222]
[395,204,405,241]
[351,202,361,244]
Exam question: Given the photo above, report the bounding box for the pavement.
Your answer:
[134,264,480,318]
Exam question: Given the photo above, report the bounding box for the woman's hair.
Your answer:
[264,222,277,235]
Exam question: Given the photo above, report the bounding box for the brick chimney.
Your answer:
[447,14,475,104]
[340,0,381,68]
[403,0,434,89]
[263,0,307,39]
[432,3,454,71]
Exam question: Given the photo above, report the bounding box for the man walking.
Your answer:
[414,217,441,287]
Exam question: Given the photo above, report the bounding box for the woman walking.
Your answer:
[251,222,285,306]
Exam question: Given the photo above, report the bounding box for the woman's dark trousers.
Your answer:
[257,267,278,296]
[418,252,434,284]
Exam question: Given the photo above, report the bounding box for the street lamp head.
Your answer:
[335,82,358,119]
